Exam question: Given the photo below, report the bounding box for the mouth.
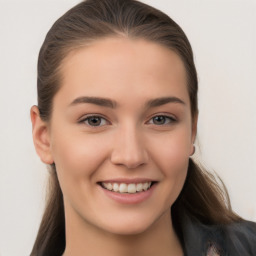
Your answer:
[98,181,157,194]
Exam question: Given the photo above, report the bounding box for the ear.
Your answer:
[30,105,54,164]
[190,113,198,155]
[191,113,198,143]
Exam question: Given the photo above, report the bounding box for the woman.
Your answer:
[30,0,256,255]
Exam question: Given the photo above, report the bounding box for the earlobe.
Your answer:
[190,113,198,156]
[30,105,54,164]
[190,144,196,156]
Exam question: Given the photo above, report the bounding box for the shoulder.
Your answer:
[222,220,256,255]
[204,220,256,255]
[181,214,256,256]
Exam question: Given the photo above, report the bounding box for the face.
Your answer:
[43,37,196,235]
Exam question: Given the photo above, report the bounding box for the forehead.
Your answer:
[57,37,189,106]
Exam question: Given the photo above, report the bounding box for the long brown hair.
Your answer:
[31,0,241,255]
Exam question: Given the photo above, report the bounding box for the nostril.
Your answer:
[110,151,148,169]
[110,133,149,168]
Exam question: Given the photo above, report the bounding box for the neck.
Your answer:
[63,209,183,256]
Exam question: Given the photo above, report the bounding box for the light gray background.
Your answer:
[0,0,255,255]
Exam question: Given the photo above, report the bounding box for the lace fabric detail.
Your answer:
[206,244,221,256]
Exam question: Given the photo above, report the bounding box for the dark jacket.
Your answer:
[181,213,256,256]
[45,212,256,256]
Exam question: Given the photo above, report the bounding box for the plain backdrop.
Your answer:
[0,0,255,255]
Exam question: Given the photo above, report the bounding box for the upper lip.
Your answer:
[98,178,157,184]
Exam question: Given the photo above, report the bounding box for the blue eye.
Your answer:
[81,116,108,127]
[148,115,176,125]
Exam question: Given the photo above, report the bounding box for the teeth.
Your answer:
[143,183,149,191]
[136,183,143,192]
[119,183,128,193]
[106,183,113,190]
[127,184,136,193]
[102,182,152,193]
[113,183,119,192]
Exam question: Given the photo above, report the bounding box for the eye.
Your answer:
[80,115,108,127]
[148,115,176,125]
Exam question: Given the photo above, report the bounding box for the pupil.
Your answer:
[154,116,165,124]
[89,117,101,126]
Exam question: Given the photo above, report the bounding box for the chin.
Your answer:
[111,224,150,236]
[105,225,151,236]
[97,212,164,236]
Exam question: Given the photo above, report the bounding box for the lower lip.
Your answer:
[99,183,157,205]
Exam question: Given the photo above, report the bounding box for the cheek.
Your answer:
[163,138,190,183]
[147,129,191,203]
[149,127,192,170]
[158,146,189,208]
[158,137,189,187]
[50,130,110,187]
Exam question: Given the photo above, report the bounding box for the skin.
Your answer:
[31,37,197,256]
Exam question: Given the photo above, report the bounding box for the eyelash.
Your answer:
[78,115,109,127]
[79,114,177,127]
[147,115,177,125]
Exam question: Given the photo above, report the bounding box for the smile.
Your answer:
[101,182,153,194]
[98,180,157,204]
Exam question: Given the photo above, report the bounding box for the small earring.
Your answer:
[190,145,196,156]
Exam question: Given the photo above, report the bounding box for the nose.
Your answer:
[110,126,149,169]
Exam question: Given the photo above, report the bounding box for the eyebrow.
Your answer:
[70,96,117,108]
[145,97,185,108]
[69,96,185,109]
